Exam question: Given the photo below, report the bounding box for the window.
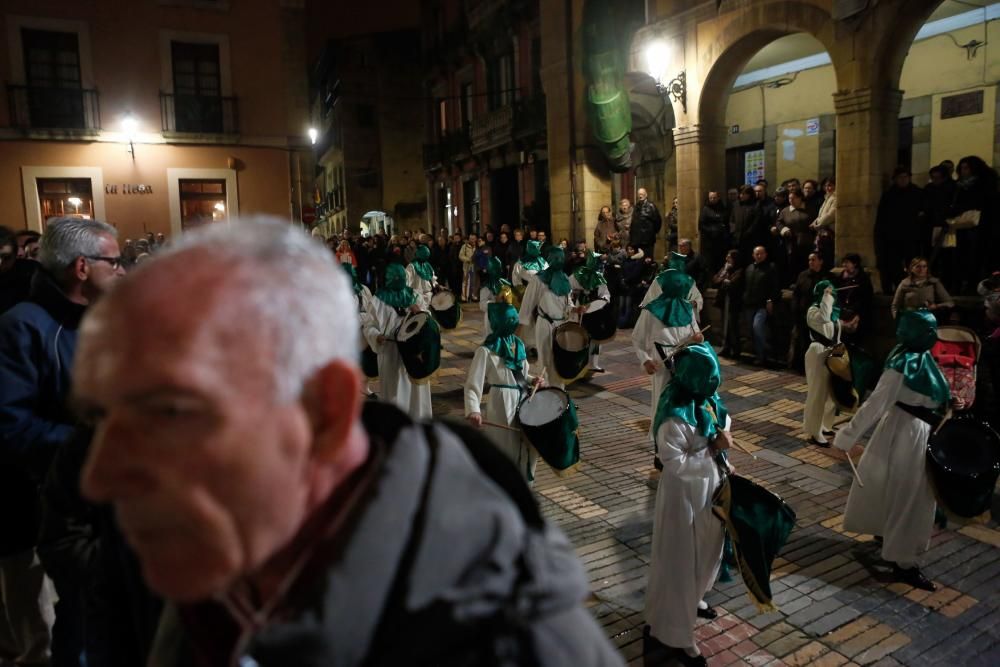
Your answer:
[460,82,474,127]
[37,178,93,224]
[171,42,223,132]
[438,98,448,136]
[487,53,514,111]
[179,179,227,230]
[22,29,85,128]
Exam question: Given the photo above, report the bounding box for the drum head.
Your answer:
[519,388,568,426]
[554,323,590,352]
[431,291,455,310]
[397,312,429,342]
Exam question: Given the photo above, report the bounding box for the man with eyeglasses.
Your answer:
[0,217,124,667]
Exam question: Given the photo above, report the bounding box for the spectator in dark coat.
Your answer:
[874,167,926,294]
[802,179,823,220]
[951,155,999,294]
[0,217,125,667]
[0,227,38,313]
[506,228,525,272]
[775,190,815,285]
[448,233,464,294]
[731,185,765,267]
[629,188,662,256]
[925,165,958,291]
[713,249,744,357]
[835,253,875,346]
[697,191,729,274]
[677,239,710,295]
[789,252,828,373]
[741,245,781,366]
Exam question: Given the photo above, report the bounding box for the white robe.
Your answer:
[464,346,537,481]
[479,286,502,335]
[803,295,840,442]
[574,280,611,357]
[631,311,700,441]
[405,264,436,310]
[518,275,574,390]
[512,261,545,348]
[645,416,727,651]
[833,369,941,567]
[362,296,433,419]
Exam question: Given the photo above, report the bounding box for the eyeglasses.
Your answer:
[85,255,123,269]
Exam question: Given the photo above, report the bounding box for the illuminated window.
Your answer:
[178,179,226,230]
[36,178,93,225]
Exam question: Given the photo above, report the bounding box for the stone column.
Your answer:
[672,123,727,251]
[833,87,903,274]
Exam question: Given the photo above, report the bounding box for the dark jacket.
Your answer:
[836,268,874,342]
[792,269,827,319]
[874,183,926,243]
[776,205,815,252]
[697,204,729,272]
[629,199,662,248]
[743,260,781,309]
[731,201,766,260]
[685,252,711,293]
[0,258,39,314]
[0,270,83,555]
[151,402,624,667]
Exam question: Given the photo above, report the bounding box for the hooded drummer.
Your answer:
[803,280,840,446]
[480,256,512,335]
[632,270,704,466]
[465,303,543,481]
[644,343,731,667]
[834,310,953,591]
[342,260,377,398]
[518,246,583,391]
[640,251,704,319]
[512,240,548,350]
[572,251,612,373]
[363,263,433,418]
[405,243,437,308]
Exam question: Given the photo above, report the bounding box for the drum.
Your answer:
[518,388,580,473]
[825,343,859,411]
[926,414,1000,521]
[361,345,379,379]
[430,290,462,330]
[581,303,617,343]
[713,472,797,611]
[552,322,591,382]
[394,311,441,382]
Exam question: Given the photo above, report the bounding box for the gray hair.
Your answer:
[155,217,358,402]
[39,217,117,274]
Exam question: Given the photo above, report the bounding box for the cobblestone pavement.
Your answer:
[375,304,1000,666]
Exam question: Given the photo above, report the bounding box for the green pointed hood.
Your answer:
[520,240,547,272]
[410,244,434,282]
[376,263,416,309]
[811,280,840,321]
[653,342,729,438]
[645,270,694,327]
[483,303,526,372]
[535,247,571,296]
[483,255,511,295]
[885,310,950,406]
[573,251,607,292]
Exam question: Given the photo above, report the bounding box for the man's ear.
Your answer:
[302,359,363,463]
[73,256,89,282]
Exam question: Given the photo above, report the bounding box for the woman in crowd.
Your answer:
[713,250,743,358]
[891,257,953,320]
[812,177,837,268]
[835,253,874,346]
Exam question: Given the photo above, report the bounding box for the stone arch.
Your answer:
[873,0,949,92]
[697,1,841,129]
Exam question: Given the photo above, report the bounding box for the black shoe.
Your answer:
[642,627,707,667]
[696,605,718,620]
[653,456,663,471]
[823,429,836,437]
[808,437,831,448]
[893,564,936,591]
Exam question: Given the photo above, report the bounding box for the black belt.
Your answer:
[539,311,565,325]
[808,323,840,346]
[895,402,943,429]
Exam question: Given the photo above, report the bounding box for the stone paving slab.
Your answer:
[374,304,1000,665]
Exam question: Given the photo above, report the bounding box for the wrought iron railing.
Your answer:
[6,85,101,131]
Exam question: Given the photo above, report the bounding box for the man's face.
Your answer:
[708,192,720,205]
[24,241,40,260]
[754,185,766,201]
[679,241,691,255]
[808,254,823,273]
[894,173,911,188]
[637,189,647,202]
[619,199,631,213]
[78,268,323,601]
[84,235,126,296]
[789,193,803,209]
[468,234,477,245]
[0,243,15,273]
[753,247,767,264]
[803,182,815,198]
[929,171,946,186]
[538,232,547,243]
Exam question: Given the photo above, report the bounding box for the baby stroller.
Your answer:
[931,325,981,409]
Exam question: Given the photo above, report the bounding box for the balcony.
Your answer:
[160,92,238,136]
[513,95,546,140]
[6,85,101,133]
[470,105,513,153]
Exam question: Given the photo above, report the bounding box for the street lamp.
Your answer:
[67,197,82,214]
[308,127,318,145]
[645,40,687,114]
[122,114,139,159]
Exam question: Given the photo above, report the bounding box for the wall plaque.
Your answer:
[941,90,984,120]
[105,184,153,194]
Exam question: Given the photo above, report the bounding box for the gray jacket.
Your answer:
[150,402,623,667]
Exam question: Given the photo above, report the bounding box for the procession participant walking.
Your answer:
[572,251,612,373]
[833,310,953,591]
[518,247,578,391]
[479,256,512,335]
[632,270,703,467]
[363,263,433,418]
[343,261,377,398]
[465,303,542,481]
[640,252,704,322]
[512,239,548,352]
[75,220,623,667]
[802,280,842,446]
[644,343,731,667]
[405,243,437,308]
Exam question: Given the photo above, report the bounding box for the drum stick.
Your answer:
[482,420,521,433]
[933,406,953,436]
[845,450,864,488]
[730,439,757,460]
[529,368,546,400]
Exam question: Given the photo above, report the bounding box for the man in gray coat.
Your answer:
[74,219,623,667]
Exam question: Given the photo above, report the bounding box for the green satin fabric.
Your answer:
[341,260,362,295]
[573,251,607,292]
[885,309,951,406]
[810,280,840,321]
[653,343,729,438]
[376,263,417,309]
[483,256,511,295]
[483,303,526,372]
[519,240,548,272]
[645,270,694,327]
[410,244,435,282]
[536,247,571,296]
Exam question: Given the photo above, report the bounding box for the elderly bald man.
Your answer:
[73,219,623,667]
